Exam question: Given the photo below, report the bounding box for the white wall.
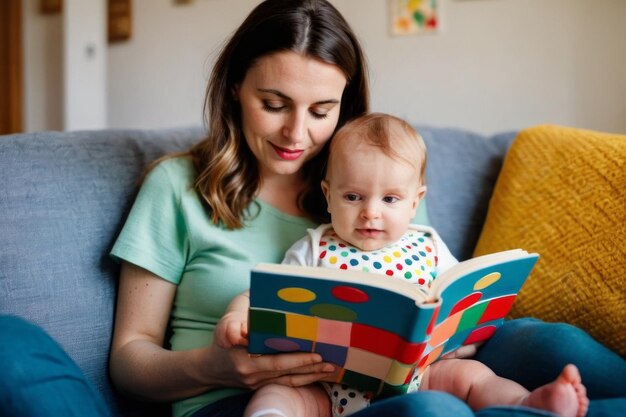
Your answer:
[106,0,253,130]
[24,0,626,135]
[346,0,626,134]
[63,0,107,130]
[23,0,106,131]
[23,0,63,132]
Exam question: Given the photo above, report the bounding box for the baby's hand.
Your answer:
[214,311,248,349]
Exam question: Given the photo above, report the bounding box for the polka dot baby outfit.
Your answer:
[318,227,439,417]
[318,229,439,287]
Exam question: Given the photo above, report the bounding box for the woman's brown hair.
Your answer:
[189,0,369,228]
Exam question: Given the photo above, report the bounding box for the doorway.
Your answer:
[0,0,22,134]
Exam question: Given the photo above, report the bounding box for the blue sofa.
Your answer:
[0,126,520,416]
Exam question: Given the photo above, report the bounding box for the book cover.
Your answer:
[248,249,539,396]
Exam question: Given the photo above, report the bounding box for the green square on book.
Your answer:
[378,382,409,399]
[457,301,488,333]
[249,309,286,335]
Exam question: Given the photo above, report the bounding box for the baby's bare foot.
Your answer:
[521,364,589,417]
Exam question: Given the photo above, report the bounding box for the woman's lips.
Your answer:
[270,143,304,161]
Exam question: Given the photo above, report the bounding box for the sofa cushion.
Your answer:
[0,127,204,416]
[474,125,626,357]
[418,126,517,260]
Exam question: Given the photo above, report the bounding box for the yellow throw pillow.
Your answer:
[474,125,626,357]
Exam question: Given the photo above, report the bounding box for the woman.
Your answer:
[108,1,366,416]
[1,1,624,417]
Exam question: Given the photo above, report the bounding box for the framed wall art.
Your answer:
[389,0,439,36]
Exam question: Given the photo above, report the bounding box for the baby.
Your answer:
[215,113,589,417]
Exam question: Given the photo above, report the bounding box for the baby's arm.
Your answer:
[214,290,250,348]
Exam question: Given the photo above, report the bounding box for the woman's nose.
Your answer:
[282,111,306,142]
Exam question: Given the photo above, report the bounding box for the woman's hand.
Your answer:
[209,289,336,389]
[111,262,336,401]
[202,341,337,390]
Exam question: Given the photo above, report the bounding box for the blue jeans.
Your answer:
[474,318,626,400]
[2,315,625,417]
[0,315,111,417]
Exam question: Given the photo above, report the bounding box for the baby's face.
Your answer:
[322,139,425,251]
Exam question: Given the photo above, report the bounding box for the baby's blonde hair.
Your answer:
[327,112,427,185]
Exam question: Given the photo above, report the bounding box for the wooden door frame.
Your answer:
[0,0,23,134]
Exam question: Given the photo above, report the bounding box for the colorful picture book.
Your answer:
[247,249,539,397]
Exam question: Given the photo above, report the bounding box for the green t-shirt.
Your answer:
[110,156,430,417]
[110,157,317,417]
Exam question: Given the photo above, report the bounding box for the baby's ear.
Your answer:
[417,185,427,199]
[413,185,427,210]
[321,180,332,212]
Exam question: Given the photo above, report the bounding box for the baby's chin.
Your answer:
[348,237,393,252]
[359,242,390,251]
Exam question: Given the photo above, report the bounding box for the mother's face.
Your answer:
[234,51,347,179]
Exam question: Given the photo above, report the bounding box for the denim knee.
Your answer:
[0,315,111,417]
[355,391,474,417]
[477,318,626,399]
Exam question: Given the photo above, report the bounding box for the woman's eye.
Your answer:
[344,194,360,202]
[383,196,399,204]
[310,109,329,120]
[263,102,284,113]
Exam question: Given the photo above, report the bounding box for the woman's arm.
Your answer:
[110,261,212,401]
[110,262,336,402]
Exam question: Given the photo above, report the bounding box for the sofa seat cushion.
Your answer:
[474,125,626,357]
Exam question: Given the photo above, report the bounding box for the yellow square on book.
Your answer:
[385,360,414,385]
[474,125,626,357]
[286,314,318,341]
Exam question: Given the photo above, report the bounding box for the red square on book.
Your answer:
[478,295,516,324]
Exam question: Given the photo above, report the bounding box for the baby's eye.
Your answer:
[344,193,360,202]
[383,196,399,204]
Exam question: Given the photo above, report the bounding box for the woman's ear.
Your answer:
[321,180,332,213]
[231,85,240,101]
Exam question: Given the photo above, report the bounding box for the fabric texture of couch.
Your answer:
[1,124,621,416]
